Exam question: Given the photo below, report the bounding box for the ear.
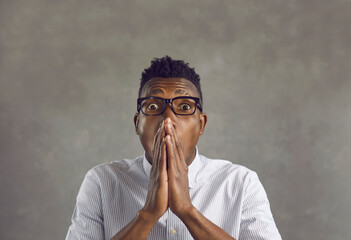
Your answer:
[199,113,207,135]
[134,113,140,135]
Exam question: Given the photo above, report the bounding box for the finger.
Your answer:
[165,134,177,171]
[152,121,165,153]
[164,119,184,170]
[154,121,165,156]
[164,119,178,168]
[168,126,182,170]
[151,121,165,175]
[165,119,185,169]
[159,138,167,172]
[164,118,174,136]
[170,122,186,168]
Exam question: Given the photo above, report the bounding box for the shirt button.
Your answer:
[169,228,176,235]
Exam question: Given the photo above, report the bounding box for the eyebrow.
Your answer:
[174,89,190,95]
[148,88,191,96]
[148,89,164,95]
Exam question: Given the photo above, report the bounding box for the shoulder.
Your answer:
[197,155,259,189]
[199,155,255,177]
[84,155,145,184]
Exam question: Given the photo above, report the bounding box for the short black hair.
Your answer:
[138,56,203,103]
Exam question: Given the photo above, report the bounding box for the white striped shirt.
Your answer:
[66,150,282,240]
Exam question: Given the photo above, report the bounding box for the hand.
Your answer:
[164,118,193,217]
[142,121,168,221]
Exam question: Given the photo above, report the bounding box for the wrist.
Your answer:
[139,209,160,225]
[176,204,196,221]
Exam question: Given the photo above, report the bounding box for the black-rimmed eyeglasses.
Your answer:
[137,96,203,116]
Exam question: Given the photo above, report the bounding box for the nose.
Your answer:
[162,103,177,125]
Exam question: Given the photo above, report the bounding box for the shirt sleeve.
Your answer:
[66,169,105,240]
[239,171,282,240]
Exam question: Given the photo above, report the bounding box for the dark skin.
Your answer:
[111,78,235,240]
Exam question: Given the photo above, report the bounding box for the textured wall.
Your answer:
[1,0,350,239]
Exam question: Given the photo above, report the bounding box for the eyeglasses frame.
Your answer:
[137,96,203,116]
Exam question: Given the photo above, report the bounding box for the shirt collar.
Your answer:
[142,147,201,189]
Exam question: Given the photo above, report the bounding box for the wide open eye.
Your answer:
[179,103,191,111]
[174,98,196,114]
[141,98,164,115]
[147,103,159,111]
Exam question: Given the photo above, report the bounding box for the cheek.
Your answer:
[138,117,158,135]
[178,119,201,144]
[138,117,158,148]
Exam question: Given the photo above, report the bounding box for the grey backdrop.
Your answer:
[1,0,350,239]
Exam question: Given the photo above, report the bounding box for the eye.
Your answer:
[147,103,159,110]
[179,103,191,111]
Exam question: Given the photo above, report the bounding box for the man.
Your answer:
[66,56,282,240]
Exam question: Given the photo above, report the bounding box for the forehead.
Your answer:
[140,78,199,97]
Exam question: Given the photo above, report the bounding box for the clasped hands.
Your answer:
[142,118,193,222]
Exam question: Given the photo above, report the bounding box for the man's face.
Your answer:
[134,78,207,165]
